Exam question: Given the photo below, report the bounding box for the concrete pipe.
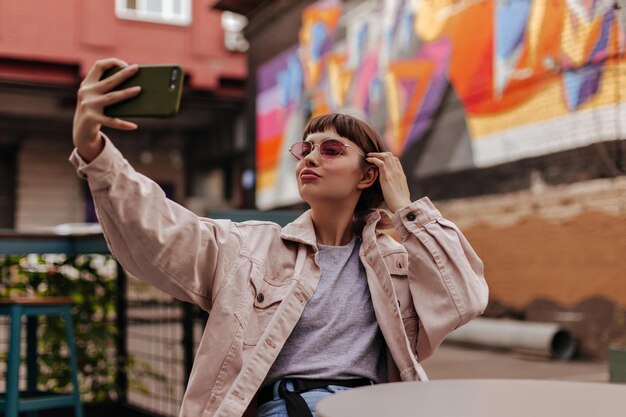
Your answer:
[445,318,577,360]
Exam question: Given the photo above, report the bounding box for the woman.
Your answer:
[71,58,488,417]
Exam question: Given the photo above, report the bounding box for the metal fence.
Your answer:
[125,276,207,417]
[0,233,199,417]
[0,211,302,416]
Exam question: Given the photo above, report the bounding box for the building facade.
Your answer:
[216,0,626,356]
[0,0,247,230]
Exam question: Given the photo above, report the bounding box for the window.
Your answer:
[115,0,192,26]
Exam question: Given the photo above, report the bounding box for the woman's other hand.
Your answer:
[365,152,412,213]
[73,58,141,162]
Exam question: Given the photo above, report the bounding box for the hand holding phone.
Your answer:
[100,64,184,118]
[73,58,143,162]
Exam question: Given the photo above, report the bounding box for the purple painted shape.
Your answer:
[401,39,452,150]
[589,11,614,62]
[404,73,448,149]
[577,65,602,107]
[257,46,299,93]
[561,10,613,110]
[563,65,602,110]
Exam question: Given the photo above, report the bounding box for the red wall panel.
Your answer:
[0,0,245,90]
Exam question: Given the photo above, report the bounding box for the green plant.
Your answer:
[0,254,119,401]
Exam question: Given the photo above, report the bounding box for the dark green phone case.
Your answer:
[101,64,184,118]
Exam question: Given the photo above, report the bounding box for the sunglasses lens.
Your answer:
[290,142,312,160]
[320,140,345,159]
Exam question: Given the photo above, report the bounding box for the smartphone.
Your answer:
[101,64,184,118]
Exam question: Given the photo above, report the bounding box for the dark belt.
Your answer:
[257,377,373,417]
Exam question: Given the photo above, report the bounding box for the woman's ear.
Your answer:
[357,165,378,190]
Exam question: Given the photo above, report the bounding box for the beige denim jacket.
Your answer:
[70,136,488,417]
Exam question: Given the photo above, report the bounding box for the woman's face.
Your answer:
[295,129,368,207]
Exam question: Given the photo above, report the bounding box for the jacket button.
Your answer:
[406,212,417,221]
[256,293,265,303]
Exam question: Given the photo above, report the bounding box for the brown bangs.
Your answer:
[301,113,387,154]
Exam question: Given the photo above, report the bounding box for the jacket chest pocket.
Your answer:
[386,251,418,349]
[235,264,290,346]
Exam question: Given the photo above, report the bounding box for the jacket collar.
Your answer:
[280,208,395,248]
[280,210,318,248]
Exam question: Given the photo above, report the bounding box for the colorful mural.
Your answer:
[256,0,626,209]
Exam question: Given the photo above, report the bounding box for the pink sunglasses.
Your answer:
[289,138,365,161]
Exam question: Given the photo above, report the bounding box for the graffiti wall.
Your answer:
[256,0,626,209]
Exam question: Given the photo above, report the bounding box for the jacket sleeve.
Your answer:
[392,197,488,361]
[69,135,242,313]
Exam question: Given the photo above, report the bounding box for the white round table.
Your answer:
[316,379,626,417]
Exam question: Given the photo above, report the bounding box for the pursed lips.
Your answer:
[300,169,321,180]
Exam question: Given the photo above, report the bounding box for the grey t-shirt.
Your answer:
[265,236,387,384]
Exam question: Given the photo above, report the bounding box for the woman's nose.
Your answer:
[303,145,321,165]
[303,156,318,166]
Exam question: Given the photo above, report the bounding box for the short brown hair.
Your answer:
[301,113,388,214]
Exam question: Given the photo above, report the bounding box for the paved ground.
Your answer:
[422,343,609,382]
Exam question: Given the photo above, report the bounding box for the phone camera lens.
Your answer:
[169,68,179,91]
